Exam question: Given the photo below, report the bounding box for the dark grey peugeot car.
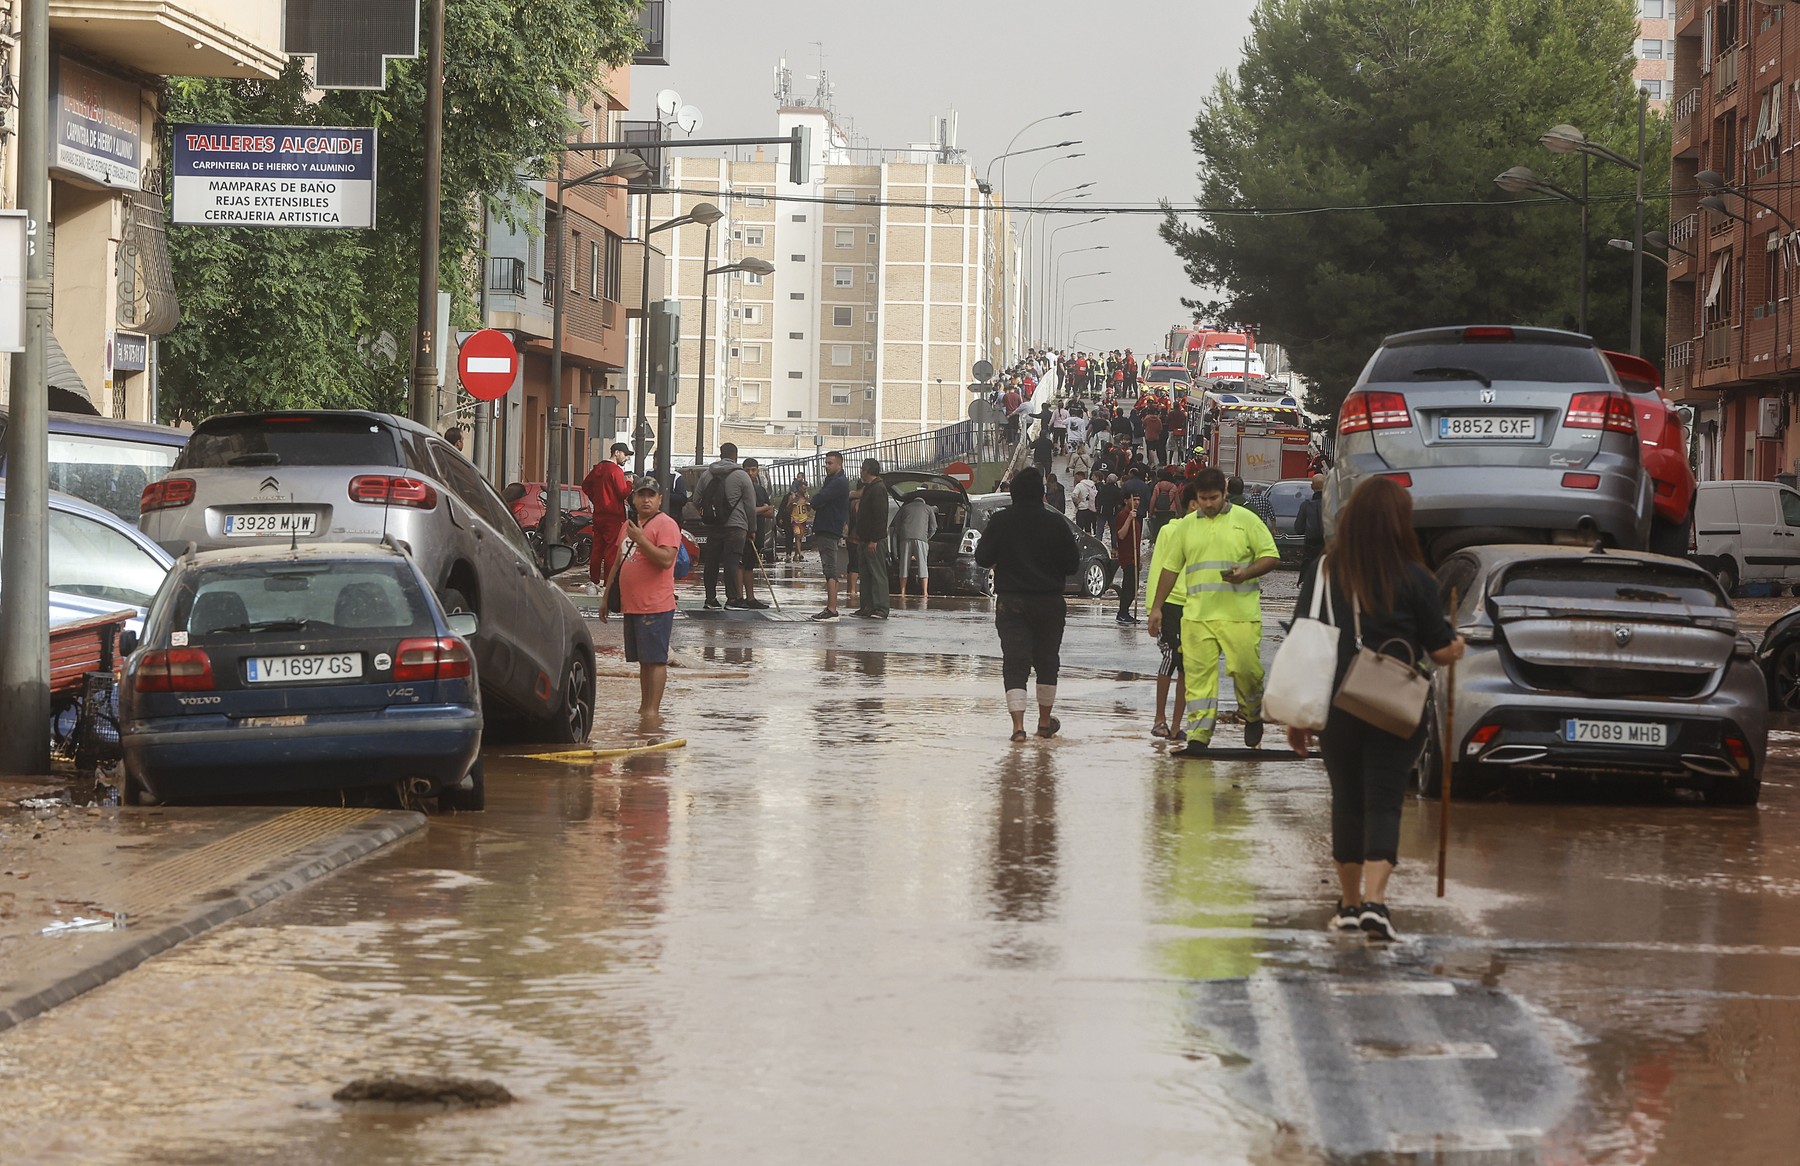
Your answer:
[1325,325,1654,562]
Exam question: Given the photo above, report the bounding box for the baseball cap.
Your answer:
[611,442,633,455]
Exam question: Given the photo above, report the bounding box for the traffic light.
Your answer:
[649,300,680,407]
[788,125,811,185]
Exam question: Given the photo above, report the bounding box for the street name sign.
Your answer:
[172,125,378,229]
[458,330,519,401]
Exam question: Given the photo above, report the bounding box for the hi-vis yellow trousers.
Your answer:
[1181,619,1264,744]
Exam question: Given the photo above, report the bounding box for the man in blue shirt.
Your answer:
[809,450,851,621]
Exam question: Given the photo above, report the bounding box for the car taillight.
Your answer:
[1338,391,1411,435]
[134,648,215,692]
[1724,734,1752,771]
[141,477,196,513]
[1379,472,1413,487]
[349,475,438,509]
[1564,392,1636,435]
[392,637,472,682]
[1466,724,1502,756]
[1561,472,1601,489]
[1462,326,1514,342]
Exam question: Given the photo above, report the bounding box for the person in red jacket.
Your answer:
[582,442,634,588]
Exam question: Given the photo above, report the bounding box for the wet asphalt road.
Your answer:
[3,565,1799,1164]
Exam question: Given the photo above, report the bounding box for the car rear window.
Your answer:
[45,434,180,523]
[175,561,433,637]
[1495,561,1724,608]
[1368,342,1611,385]
[179,416,398,470]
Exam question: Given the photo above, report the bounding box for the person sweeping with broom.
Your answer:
[1285,477,1463,943]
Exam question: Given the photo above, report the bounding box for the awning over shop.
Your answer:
[46,329,99,415]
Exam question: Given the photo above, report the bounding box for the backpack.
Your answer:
[697,470,730,527]
[1153,481,1176,516]
[674,530,696,578]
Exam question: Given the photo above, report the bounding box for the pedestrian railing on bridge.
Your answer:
[758,420,1003,500]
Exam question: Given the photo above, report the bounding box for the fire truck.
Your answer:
[1196,390,1315,482]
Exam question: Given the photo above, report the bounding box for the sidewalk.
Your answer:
[0,778,424,1032]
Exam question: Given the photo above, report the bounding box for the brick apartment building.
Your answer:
[1669,0,1800,482]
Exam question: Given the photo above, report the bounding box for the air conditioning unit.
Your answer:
[864,388,875,401]
[1760,397,1784,439]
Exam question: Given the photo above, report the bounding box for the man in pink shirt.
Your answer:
[598,479,681,722]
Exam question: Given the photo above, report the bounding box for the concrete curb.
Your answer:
[0,810,426,1033]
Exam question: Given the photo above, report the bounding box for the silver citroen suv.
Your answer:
[138,410,593,742]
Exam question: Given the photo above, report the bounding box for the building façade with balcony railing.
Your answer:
[1668,0,1800,483]
[473,2,670,485]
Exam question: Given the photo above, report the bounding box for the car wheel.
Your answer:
[1082,560,1108,598]
[440,586,473,616]
[540,652,594,744]
[1706,771,1762,806]
[1649,512,1692,559]
[1770,640,1800,711]
[572,533,594,566]
[1711,557,1739,596]
[1413,710,1445,798]
[438,759,486,813]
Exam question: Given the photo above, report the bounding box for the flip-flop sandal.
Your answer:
[1151,721,1170,738]
[1036,717,1061,739]
[1011,729,1029,743]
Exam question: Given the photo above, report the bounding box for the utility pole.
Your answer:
[546,151,569,548]
[0,0,52,774]
[410,0,446,425]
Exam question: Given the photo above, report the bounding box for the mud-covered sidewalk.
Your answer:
[0,777,423,1032]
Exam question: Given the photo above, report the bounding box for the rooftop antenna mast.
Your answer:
[773,57,794,106]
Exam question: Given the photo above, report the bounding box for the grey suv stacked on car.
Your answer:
[1325,325,1653,562]
[138,410,593,741]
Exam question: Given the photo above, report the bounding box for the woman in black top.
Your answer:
[1289,477,1463,943]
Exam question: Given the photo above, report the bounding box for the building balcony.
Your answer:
[1712,45,1741,99]
[488,257,526,298]
[1668,340,1696,391]
[633,0,669,66]
[1671,88,1701,157]
[51,1,285,80]
[1677,0,1699,33]
[1704,322,1734,369]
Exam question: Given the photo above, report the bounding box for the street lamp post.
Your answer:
[1495,163,1589,334]
[1536,98,1649,353]
[1028,186,1095,338]
[1057,267,1110,347]
[1063,297,1113,341]
[1045,215,1103,340]
[1071,327,1116,350]
[1051,246,1108,344]
[545,149,650,548]
[993,111,1080,363]
[631,199,724,487]
[694,255,774,469]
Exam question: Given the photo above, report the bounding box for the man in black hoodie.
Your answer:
[974,467,1081,742]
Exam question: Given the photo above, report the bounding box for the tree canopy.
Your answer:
[158,0,642,421]
[1163,0,1668,417]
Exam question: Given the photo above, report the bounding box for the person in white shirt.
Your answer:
[1070,470,1099,536]
[1067,411,1089,448]
[1051,405,1071,453]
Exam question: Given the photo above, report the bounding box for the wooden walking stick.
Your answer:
[1437,589,1458,899]
[749,537,782,613]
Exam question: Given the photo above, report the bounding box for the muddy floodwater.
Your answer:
[4,576,1800,1164]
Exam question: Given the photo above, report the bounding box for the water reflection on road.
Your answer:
[2,592,1800,1163]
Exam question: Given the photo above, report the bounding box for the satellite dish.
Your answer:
[677,105,704,134]
[971,359,995,383]
[656,89,683,118]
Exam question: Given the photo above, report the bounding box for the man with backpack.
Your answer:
[694,442,756,610]
[1148,467,1181,543]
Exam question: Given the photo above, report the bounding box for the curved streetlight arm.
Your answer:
[989,110,1081,184]
[1607,238,1669,268]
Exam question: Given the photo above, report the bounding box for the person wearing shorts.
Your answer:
[809,452,851,620]
[598,479,680,724]
[1146,482,1200,739]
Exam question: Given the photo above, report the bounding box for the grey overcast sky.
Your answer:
[630,0,1261,357]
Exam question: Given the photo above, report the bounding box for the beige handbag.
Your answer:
[1331,592,1430,738]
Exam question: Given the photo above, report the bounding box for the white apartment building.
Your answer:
[1638,0,1675,109]
[641,101,1009,461]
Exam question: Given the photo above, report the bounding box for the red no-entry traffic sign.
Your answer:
[458,329,518,401]
[944,461,974,488]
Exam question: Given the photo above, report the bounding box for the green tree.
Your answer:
[159,0,641,422]
[1163,0,1667,417]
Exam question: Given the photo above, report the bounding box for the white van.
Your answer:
[1692,480,1800,593]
